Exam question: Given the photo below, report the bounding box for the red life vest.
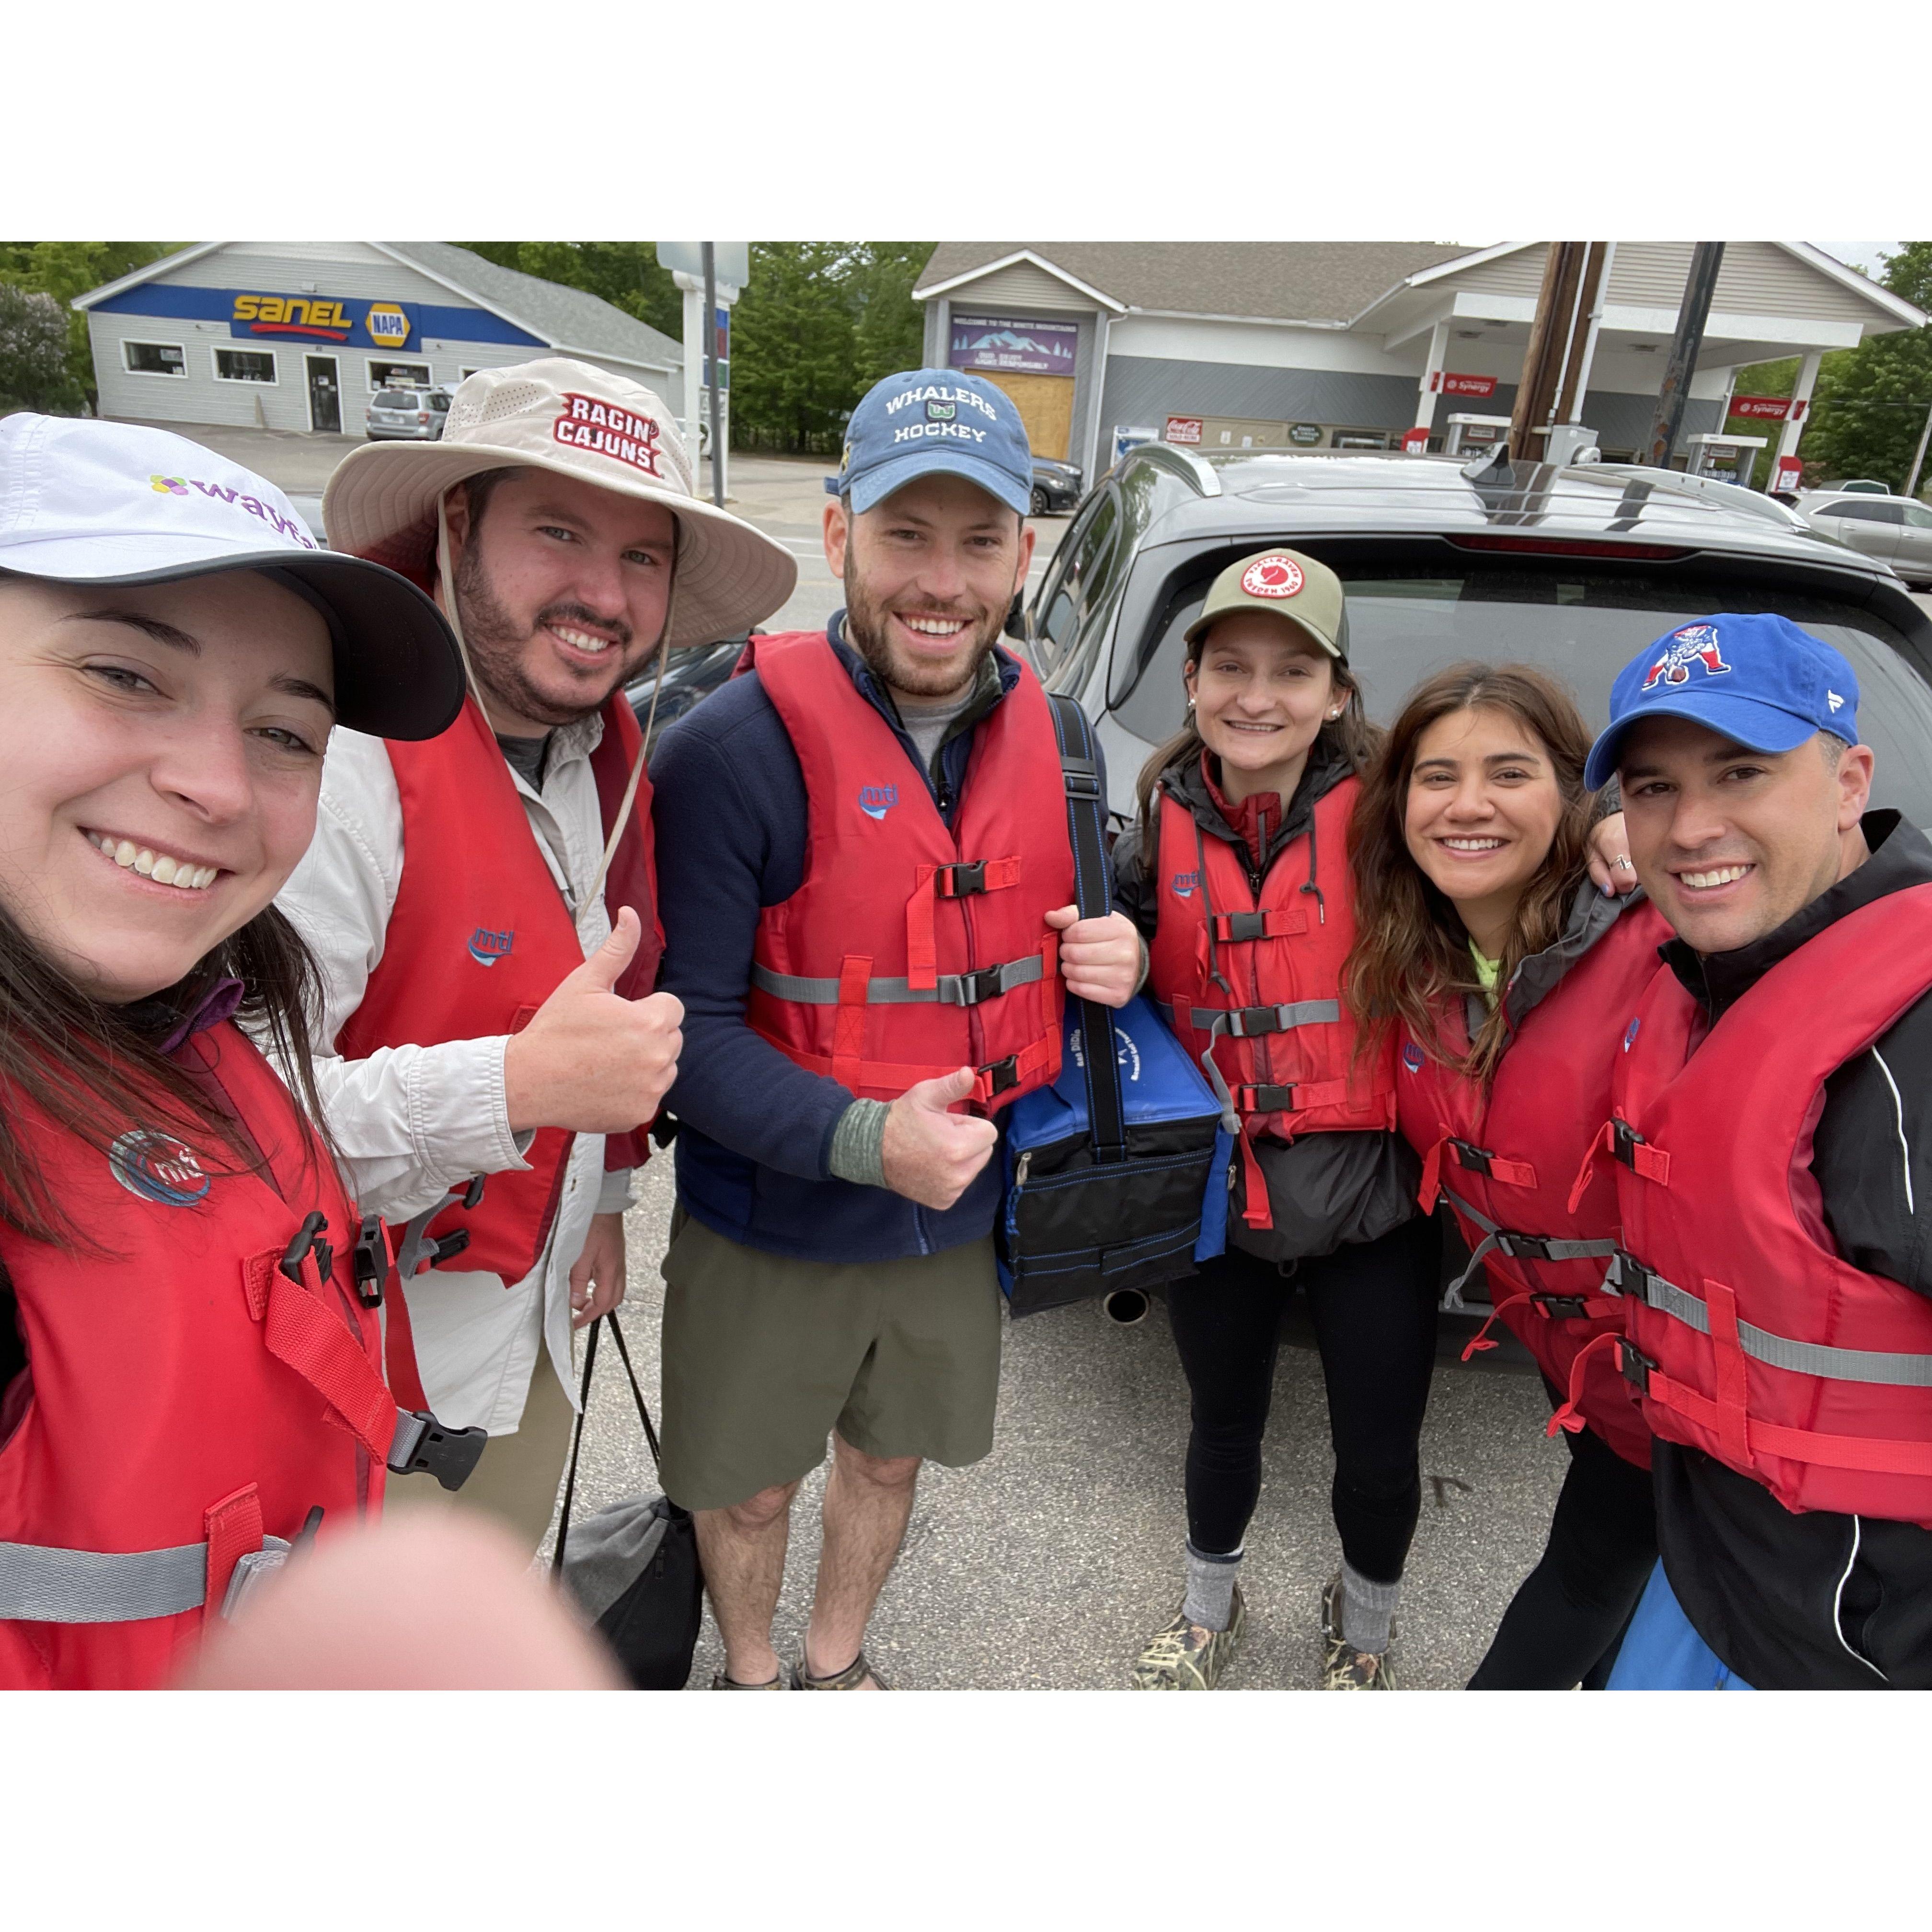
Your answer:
[1572,884,1932,1526]
[1396,900,1671,1468]
[335,693,662,1286]
[744,632,1071,1114]
[0,1023,403,1689]
[1146,777,1395,1230]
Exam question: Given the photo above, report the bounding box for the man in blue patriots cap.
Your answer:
[647,369,1139,1688]
[1585,611,1932,1691]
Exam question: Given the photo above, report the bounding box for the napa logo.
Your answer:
[1171,869,1198,900]
[108,1128,211,1208]
[1623,1017,1641,1053]
[468,926,515,967]
[365,302,411,350]
[1070,1021,1142,1083]
[1402,1041,1426,1073]
[1641,624,1731,690]
[859,784,897,821]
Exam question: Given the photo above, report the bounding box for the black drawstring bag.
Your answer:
[552,1311,703,1690]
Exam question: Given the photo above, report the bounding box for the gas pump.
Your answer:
[1684,433,1768,485]
[1443,413,1512,458]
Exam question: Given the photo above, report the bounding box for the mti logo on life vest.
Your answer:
[468,927,515,966]
[108,1128,211,1208]
[1241,555,1304,599]
[1623,1017,1641,1052]
[1402,1041,1425,1073]
[858,784,897,821]
[1171,869,1198,899]
[1641,625,1731,690]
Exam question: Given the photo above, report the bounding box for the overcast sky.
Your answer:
[1813,241,1900,278]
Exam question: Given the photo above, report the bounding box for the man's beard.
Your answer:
[841,553,1007,700]
[455,537,638,729]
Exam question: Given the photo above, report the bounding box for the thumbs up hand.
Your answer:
[879,1067,1000,1209]
[503,908,685,1135]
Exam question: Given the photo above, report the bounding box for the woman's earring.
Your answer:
[1187,696,1196,709]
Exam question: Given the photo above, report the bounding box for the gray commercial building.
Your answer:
[74,241,683,437]
[916,242,1924,483]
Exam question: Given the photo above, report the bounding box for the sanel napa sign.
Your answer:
[229,293,418,350]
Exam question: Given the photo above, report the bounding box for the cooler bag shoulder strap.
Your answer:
[550,1311,667,1577]
[1046,694,1126,1163]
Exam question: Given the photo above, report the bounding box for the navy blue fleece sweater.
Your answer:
[651,615,1099,1264]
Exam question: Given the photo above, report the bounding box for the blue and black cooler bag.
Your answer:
[997,698,1232,1317]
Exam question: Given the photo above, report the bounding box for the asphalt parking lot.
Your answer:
[145,418,1932,1687]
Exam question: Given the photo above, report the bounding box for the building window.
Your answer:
[368,359,431,390]
[213,347,277,384]
[123,340,186,378]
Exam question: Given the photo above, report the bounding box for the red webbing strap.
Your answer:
[969,856,1022,893]
[1210,908,1305,941]
[757,1037,975,1097]
[1238,1127,1273,1231]
[1631,1142,1672,1184]
[905,874,939,993]
[1280,1078,1354,1113]
[383,1265,431,1415]
[241,1249,395,1459]
[1566,1122,1614,1216]
[1419,1134,1449,1214]
[1547,1330,1624,1438]
[1644,1365,1932,1478]
[833,955,873,1090]
[1461,1292,1531,1361]
[968,1036,1055,1109]
[1486,1154,1538,1188]
[202,1484,263,1630]
[1702,1279,1755,1470]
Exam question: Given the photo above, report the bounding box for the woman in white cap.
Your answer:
[0,413,465,1688]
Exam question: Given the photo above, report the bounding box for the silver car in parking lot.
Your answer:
[1799,491,1932,588]
[366,387,452,442]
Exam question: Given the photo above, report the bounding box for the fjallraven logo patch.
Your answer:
[1641,624,1730,690]
[859,784,897,821]
[1402,1042,1425,1073]
[468,927,515,967]
[108,1128,210,1208]
[1171,870,1198,899]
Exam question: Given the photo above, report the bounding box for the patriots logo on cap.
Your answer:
[1641,624,1731,690]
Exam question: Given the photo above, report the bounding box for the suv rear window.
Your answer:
[373,390,421,410]
[1113,562,1932,831]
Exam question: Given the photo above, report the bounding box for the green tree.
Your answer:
[0,284,82,412]
[0,242,177,412]
[848,242,935,392]
[1797,242,1932,494]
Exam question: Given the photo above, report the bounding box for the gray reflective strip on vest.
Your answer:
[1442,1189,1619,1263]
[0,1539,207,1622]
[1614,1257,1932,1387]
[1185,1000,1341,1038]
[751,955,1044,1007]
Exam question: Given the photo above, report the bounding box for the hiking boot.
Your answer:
[1320,1571,1397,1690]
[1130,1585,1247,1690]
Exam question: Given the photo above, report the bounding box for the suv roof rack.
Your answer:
[1123,440,1221,498]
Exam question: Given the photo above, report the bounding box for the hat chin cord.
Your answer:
[436,494,670,909]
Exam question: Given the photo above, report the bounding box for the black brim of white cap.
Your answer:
[14,549,465,741]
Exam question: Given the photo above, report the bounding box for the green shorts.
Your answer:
[658,1209,1003,1511]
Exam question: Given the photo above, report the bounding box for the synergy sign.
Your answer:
[229,293,417,349]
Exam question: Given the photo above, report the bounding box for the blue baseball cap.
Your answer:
[1584,613,1861,790]
[827,368,1034,518]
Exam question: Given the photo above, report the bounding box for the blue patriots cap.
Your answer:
[1585,613,1861,790]
[827,367,1034,518]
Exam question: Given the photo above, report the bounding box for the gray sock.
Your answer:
[1182,1541,1243,1632]
[1341,1561,1400,1654]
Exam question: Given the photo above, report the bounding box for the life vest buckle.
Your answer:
[1616,1338,1656,1392]
[351,1213,387,1309]
[1498,1231,1554,1261]
[936,861,988,898]
[1237,1083,1297,1114]
[459,1173,486,1210]
[952,963,1007,1007]
[979,1054,1021,1098]
[1530,1293,1591,1321]
[1450,1137,1497,1176]
[1226,1003,1285,1039]
[279,1211,334,1288]
[426,1227,472,1267]
[388,1410,489,1491]
[1216,910,1271,942]
[1610,1118,1647,1169]
[1608,1248,1654,1302]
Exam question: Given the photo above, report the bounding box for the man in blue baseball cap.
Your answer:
[646,369,1140,1688]
[1584,612,1932,1690]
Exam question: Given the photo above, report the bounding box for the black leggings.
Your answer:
[1466,1395,1657,1690]
[1165,1215,1442,1585]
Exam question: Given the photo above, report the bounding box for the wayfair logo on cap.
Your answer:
[147,472,316,548]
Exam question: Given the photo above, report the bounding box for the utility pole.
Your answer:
[702,243,725,509]
[1506,243,1613,463]
[1906,396,1932,500]
[1645,243,1726,472]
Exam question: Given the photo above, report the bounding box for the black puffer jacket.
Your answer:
[1114,740,1418,1265]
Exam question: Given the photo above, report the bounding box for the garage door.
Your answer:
[974,370,1074,462]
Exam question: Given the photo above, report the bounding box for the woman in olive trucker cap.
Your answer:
[0,414,463,1687]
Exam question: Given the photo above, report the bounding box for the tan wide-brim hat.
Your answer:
[323,357,796,649]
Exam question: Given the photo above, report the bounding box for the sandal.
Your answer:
[710,1669,787,1690]
[791,1649,891,1690]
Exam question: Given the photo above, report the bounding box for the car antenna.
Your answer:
[1460,441,1516,486]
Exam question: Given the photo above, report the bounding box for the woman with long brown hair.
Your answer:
[1347,662,1666,1689]
[1117,547,1442,1691]
[0,415,463,1687]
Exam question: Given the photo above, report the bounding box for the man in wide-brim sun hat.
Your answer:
[276,357,796,1552]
